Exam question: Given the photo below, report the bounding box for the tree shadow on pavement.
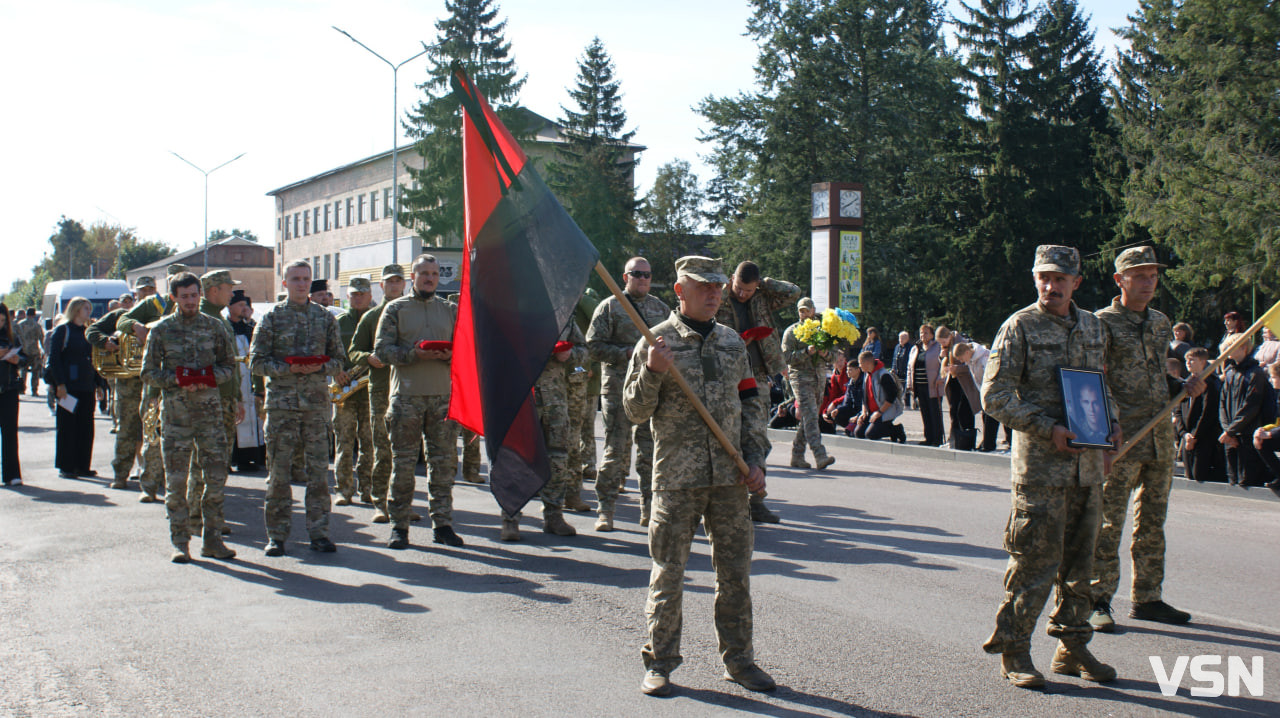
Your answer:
[821,467,1006,494]
[1067,676,1276,716]
[673,682,914,717]
[197,558,430,613]
[1122,621,1280,655]
[15,484,115,507]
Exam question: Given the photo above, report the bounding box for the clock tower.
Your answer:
[809,182,864,313]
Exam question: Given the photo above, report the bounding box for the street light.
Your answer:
[333,26,430,266]
[170,151,246,273]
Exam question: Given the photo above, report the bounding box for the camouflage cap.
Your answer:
[674,256,729,284]
[133,276,156,290]
[166,263,190,277]
[798,297,816,311]
[348,276,372,293]
[1031,245,1080,276]
[200,269,241,290]
[381,264,405,280]
[1115,245,1166,273]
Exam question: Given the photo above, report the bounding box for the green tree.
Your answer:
[110,237,176,278]
[402,0,529,248]
[637,159,706,288]
[208,228,260,243]
[550,37,638,279]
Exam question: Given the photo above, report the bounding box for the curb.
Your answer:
[770,428,1280,504]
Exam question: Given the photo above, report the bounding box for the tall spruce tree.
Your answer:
[549,37,637,278]
[402,0,528,247]
[637,159,706,289]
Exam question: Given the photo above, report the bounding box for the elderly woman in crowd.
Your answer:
[47,297,98,479]
[908,323,944,446]
[943,342,982,451]
[0,303,27,486]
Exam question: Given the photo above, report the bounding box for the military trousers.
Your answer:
[596,388,653,513]
[788,369,826,459]
[387,394,457,530]
[110,376,144,481]
[460,428,482,482]
[749,369,772,506]
[263,407,332,542]
[368,386,392,507]
[160,389,227,545]
[983,483,1101,654]
[564,377,587,493]
[1091,456,1172,604]
[535,394,570,512]
[643,484,755,675]
[334,389,373,499]
[189,396,236,527]
[575,383,597,480]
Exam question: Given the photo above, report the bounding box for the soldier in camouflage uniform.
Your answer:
[500,322,587,541]
[1090,247,1201,632]
[334,276,375,505]
[980,245,1118,689]
[781,297,836,470]
[188,270,244,535]
[587,257,670,531]
[86,276,157,495]
[568,289,602,511]
[251,260,348,556]
[119,264,190,501]
[374,254,463,549]
[715,261,801,523]
[624,256,775,698]
[16,308,44,396]
[348,264,406,523]
[139,272,237,563]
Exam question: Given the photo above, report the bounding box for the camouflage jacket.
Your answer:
[981,301,1112,487]
[715,277,802,377]
[140,311,236,397]
[348,300,391,394]
[16,318,44,358]
[85,308,126,348]
[250,299,345,411]
[781,320,826,377]
[587,291,670,395]
[200,298,241,403]
[374,291,455,397]
[1096,297,1175,465]
[117,294,171,337]
[574,291,602,394]
[336,306,370,372]
[622,313,770,491]
[535,322,588,407]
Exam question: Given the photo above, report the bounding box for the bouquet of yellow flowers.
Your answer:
[793,308,861,352]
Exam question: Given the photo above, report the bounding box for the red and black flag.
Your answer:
[447,66,600,517]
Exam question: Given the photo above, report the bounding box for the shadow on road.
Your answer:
[15,484,115,507]
[1123,621,1280,655]
[1068,676,1275,716]
[823,468,1005,494]
[673,682,913,717]
[197,554,429,613]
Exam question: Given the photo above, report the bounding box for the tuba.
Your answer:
[330,365,369,407]
[92,333,144,379]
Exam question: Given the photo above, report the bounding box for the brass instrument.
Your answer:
[142,396,161,442]
[92,333,144,379]
[330,365,369,407]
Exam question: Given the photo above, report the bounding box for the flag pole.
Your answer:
[593,262,753,477]
[1112,300,1280,462]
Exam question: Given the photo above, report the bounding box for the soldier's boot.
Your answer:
[1130,600,1191,625]
[387,528,409,550]
[543,509,576,537]
[1089,600,1116,633]
[582,467,597,484]
[110,475,128,490]
[372,503,390,524]
[359,490,373,504]
[138,490,158,504]
[410,511,423,522]
[639,496,652,527]
[432,526,465,547]
[789,451,811,469]
[814,451,836,470]
[500,518,521,542]
[749,498,781,524]
[170,541,192,564]
[723,663,776,692]
[1051,642,1116,683]
[1000,651,1045,688]
[335,495,353,506]
[200,526,237,560]
[463,470,485,485]
[564,489,591,513]
[594,510,615,532]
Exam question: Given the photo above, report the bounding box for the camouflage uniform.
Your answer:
[251,299,346,543]
[189,294,240,530]
[980,249,1113,658]
[530,323,587,515]
[86,307,144,487]
[622,260,770,678]
[781,319,830,464]
[574,290,603,488]
[334,303,373,501]
[16,316,43,395]
[1093,294,1176,606]
[458,428,482,483]
[119,293,177,497]
[140,309,236,547]
[348,297,394,512]
[586,291,669,516]
[375,291,458,532]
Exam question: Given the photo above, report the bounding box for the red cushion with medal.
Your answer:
[553,341,574,354]
[285,355,331,365]
[175,366,217,388]
[740,327,774,342]
[417,340,453,352]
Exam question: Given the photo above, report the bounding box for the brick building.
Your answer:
[125,236,274,303]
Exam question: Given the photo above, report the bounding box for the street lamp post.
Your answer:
[333,27,429,266]
[170,151,246,273]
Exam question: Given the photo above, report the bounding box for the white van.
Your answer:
[41,279,132,322]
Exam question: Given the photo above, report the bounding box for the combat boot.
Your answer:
[359,491,373,504]
[463,471,485,484]
[1130,600,1191,625]
[750,501,781,524]
[639,497,652,527]
[789,453,811,469]
[387,528,409,550]
[372,505,390,524]
[200,527,237,560]
[1089,600,1116,633]
[170,541,191,564]
[594,510,615,532]
[334,495,353,506]
[543,510,576,537]
[500,518,521,542]
[641,668,672,696]
[138,491,158,504]
[814,453,836,470]
[1051,642,1116,683]
[1000,651,1045,688]
[564,491,591,513]
[724,663,776,692]
[110,475,128,490]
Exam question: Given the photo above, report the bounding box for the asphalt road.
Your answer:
[2,392,1278,717]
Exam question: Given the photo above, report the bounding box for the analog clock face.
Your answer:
[812,189,830,219]
[839,189,862,218]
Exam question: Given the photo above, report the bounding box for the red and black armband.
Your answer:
[738,376,759,400]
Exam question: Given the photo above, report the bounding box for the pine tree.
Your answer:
[549,37,638,279]
[637,159,705,288]
[402,0,528,247]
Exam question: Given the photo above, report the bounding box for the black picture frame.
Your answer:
[1058,367,1113,450]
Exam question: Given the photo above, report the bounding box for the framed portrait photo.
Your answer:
[1058,367,1113,450]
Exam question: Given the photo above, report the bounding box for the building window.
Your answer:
[334,254,340,278]
[313,256,319,274]
[324,254,331,280]
[370,191,379,222]
[358,195,365,224]
[303,211,310,236]
[293,213,300,238]
[334,200,343,229]
[313,207,320,234]
[324,204,331,231]
[384,188,393,219]
[285,216,291,240]
[346,197,353,227]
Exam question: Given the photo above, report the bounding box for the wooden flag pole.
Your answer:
[1112,302,1279,463]
[593,261,753,477]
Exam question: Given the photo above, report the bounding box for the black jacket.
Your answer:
[1219,355,1272,438]
[0,334,27,393]
[1174,373,1221,442]
[47,323,96,393]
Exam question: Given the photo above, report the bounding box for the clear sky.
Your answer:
[0,0,1133,294]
